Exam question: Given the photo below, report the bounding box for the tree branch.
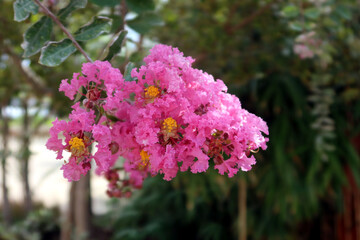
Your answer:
[2,45,51,97]
[33,0,93,63]
[238,177,247,240]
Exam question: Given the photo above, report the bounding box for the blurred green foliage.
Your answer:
[0,204,60,240]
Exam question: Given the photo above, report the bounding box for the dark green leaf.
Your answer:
[22,16,53,57]
[304,8,320,20]
[74,87,84,102]
[39,39,76,67]
[13,0,38,22]
[89,0,119,7]
[108,15,124,33]
[335,5,352,20]
[104,30,127,61]
[126,0,155,14]
[105,113,121,122]
[124,62,136,82]
[58,0,87,21]
[281,5,299,18]
[74,17,111,41]
[127,12,163,34]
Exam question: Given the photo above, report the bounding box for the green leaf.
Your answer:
[108,15,124,33]
[39,39,76,67]
[304,8,320,20]
[289,22,303,32]
[105,113,121,122]
[126,0,155,14]
[74,17,111,41]
[74,87,84,102]
[89,0,119,7]
[22,16,53,57]
[104,30,127,61]
[124,62,136,82]
[281,5,299,18]
[58,0,87,21]
[13,0,38,22]
[127,12,163,34]
[335,5,352,20]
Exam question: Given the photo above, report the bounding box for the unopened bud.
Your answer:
[109,141,119,154]
[86,88,101,101]
[227,144,234,152]
[213,155,224,165]
[83,99,94,109]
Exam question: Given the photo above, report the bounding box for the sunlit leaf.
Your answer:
[39,39,76,67]
[22,16,53,57]
[13,0,38,22]
[74,17,111,41]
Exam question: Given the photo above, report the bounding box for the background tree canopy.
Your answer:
[0,0,359,239]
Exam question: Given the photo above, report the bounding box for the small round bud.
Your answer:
[109,141,119,155]
[83,99,94,109]
[214,155,224,165]
[86,88,101,101]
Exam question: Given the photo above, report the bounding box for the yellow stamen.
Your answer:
[162,117,177,133]
[69,137,85,156]
[139,150,150,168]
[144,86,160,98]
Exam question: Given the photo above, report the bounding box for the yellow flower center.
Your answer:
[139,150,150,168]
[162,117,177,133]
[69,137,85,156]
[145,86,160,98]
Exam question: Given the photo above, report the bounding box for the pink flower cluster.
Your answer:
[46,44,269,197]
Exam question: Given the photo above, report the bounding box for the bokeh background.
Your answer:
[0,0,359,239]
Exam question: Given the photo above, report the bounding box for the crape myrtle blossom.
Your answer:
[46,102,95,181]
[46,44,269,197]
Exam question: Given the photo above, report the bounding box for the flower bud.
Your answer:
[109,141,119,155]
[213,155,224,165]
[86,88,101,101]
[83,99,94,109]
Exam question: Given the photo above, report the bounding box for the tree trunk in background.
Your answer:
[337,134,360,240]
[74,173,92,239]
[61,182,76,240]
[61,173,92,240]
[238,177,247,240]
[1,108,11,225]
[21,100,32,213]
